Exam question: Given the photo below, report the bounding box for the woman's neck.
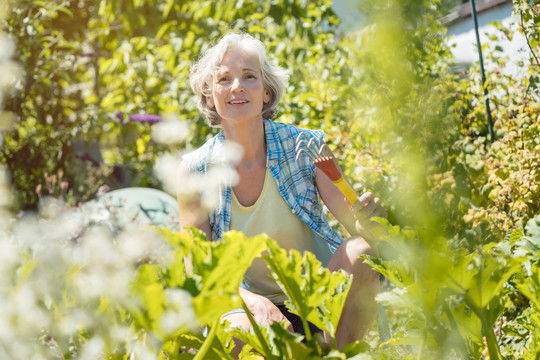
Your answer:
[222,118,267,166]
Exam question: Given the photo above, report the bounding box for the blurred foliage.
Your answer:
[1,0,540,359]
[1,0,342,209]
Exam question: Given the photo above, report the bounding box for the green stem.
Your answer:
[241,301,277,360]
[300,315,312,343]
[464,297,503,360]
[482,313,503,360]
[442,301,469,360]
[417,327,426,360]
[194,318,220,360]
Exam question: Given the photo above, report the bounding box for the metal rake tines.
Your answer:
[294,132,332,163]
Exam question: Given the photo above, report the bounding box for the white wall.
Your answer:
[446,2,530,77]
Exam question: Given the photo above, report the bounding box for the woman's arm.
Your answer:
[176,162,213,274]
[314,156,386,243]
[176,162,213,241]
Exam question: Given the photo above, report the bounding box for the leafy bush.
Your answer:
[1,0,343,209]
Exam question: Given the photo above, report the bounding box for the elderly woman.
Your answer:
[178,32,385,349]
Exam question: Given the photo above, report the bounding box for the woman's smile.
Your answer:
[228,98,249,105]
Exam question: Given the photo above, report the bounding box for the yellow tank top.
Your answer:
[230,169,333,304]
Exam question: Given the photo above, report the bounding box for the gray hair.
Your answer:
[190,33,289,127]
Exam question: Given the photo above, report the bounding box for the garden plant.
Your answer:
[0,0,539,359]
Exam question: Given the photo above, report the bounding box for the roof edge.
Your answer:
[441,0,511,26]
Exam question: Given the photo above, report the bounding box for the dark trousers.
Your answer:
[276,304,323,339]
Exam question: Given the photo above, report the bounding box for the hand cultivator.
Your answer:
[295,133,359,206]
[295,132,386,239]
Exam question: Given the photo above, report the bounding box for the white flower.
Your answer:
[216,140,244,165]
[59,310,92,336]
[79,337,105,360]
[117,229,149,261]
[13,214,44,251]
[151,117,189,145]
[77,226,118,266]
[154,153,182,196]
[0,239,19,284]
[160,288,198,334]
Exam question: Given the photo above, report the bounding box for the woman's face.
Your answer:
[207,47,269,126]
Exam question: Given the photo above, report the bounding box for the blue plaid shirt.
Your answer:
[182,119,344,253]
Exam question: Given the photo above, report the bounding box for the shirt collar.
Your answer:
[264,119,285,161]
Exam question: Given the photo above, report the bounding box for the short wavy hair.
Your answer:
[190,33,289,127]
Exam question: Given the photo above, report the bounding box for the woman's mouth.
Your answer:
[228,99,248,105]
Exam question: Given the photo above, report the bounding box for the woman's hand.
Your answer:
[239,288,293,331]
[351,192,387,242]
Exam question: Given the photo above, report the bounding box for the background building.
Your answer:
[332,0,530,76]
[442,0,529,76]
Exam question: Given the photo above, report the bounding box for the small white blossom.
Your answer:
[154,153,182,196]
[151,117,189,145]
[79,337,105,360]
[160,288,198,334]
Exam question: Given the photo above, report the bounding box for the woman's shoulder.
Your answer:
[182,132,225,173]
[265,119,325,141]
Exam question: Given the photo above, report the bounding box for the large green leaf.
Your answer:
[156,228,268,325]
[263,238,351,338]
[228,321,312,360]
[516,262,540,310]
[129,264,167,337]
[466,253,523,310]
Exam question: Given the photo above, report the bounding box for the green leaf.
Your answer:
[449,301,483,345]
[196,231,267,294]
[516,262,540,310]
[191,293,241,326]
[227,326,270,358]
[57,7,74,17]
[263,238,351,338]
[445,253,477,295]
[526,215,540,235]
[130,264,167,335]
[162,0,175,18]
[338,339,370,357]
[318,273,351,336]
[375,287,420,315]
[156,22,173,40]
[227,321,311,360]
[466,253,523,310]
[504,227,525,245]
[362,255,410,288]
[186,231,267,325]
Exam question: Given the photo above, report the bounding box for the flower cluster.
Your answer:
[113,112,163,125]
[0,199,189,359]
[129,114,163,124]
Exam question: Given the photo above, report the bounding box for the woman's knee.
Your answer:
[328,237,372,270]
[329,237,379,285]
[221,313,251,359]
[344,237,375,259]
[221,312,251,331]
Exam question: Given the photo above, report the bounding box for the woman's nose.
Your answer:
[231,78,244,92]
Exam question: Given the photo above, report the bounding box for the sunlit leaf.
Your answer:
[263,238,351,337]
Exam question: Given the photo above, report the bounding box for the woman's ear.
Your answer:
[206,94,215,108]
[263,90,270,104]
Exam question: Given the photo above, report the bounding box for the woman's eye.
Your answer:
[246,74,256,79]
[218,77,229,83]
